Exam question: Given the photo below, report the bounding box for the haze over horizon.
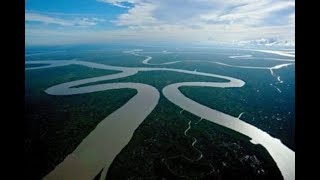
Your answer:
[26,0,295,47]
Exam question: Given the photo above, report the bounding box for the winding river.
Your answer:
[26,49,295,180]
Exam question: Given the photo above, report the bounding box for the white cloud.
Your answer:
[26,23,294,46]
[25,12,105,27]
[109,0,294,30]
[234,38,295,47]
[26,12,74,26]
[288,13,295,25]
[75,18,97,26]
[27,0,295,45]
[92,18,106,22]
[199,0,294,26]
[112,2,158,26]
[97,0,135,8]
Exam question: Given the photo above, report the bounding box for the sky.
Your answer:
[25,0,295,46]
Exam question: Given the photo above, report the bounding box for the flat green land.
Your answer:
[25,53,292,180]
[106,96,282,180]
[25,65,136,179]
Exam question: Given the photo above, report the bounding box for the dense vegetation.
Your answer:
[25,47,293,180]
[25,65,136,179]
[106,97,282,179]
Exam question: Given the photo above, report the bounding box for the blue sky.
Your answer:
[25,0,295,46]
